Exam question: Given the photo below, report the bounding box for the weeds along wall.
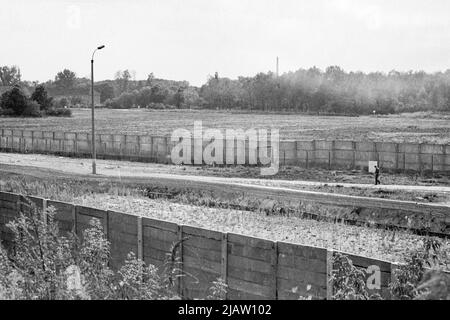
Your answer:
[0,190,395,299]
[0,129,449,173]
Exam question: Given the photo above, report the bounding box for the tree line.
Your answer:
[199,67,450,114]
[102,71,201,109]
[2,64,450,114]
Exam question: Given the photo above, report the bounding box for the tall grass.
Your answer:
[0,175,142,202]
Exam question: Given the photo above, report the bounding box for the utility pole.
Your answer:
[91,45,105,175]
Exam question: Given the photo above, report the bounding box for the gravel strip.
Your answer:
[72,194,450,264]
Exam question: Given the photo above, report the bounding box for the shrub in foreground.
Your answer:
[0,199,178,300]
[389,237,449,300]
[330,237,449,300]
[331,252,381,300]
[0,198,226,300]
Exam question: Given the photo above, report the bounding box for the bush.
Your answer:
[331,237,449,300]
[115,252,178,300]
[206,278,227,300]
[45,108,72,117]
[0,199,181,300]
[0,108,15,117]
[389,237,447,300]
[0,197,224,300]
[149,102,165,109]
[331,252,381,300]
[22,100,42,117]
[104,98,121,109]
[0,86,29,116]
[146,102,176,109]
[56,98,69,108]
[415,269,450,300]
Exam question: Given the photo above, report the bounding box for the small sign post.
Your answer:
[368,161,378,173]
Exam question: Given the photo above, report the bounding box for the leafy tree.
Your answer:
[150,84,167,103]
[173,87,185,108]
[115,92,135,108]
[0,86,29,115]
[97,83,115,103]
[55,69,76,89]
[115,70,132,94]
[146,73,154,87]
[182,87,201,108]
[0,66,21,86]
[136,86,153,107]
[200,76,244,110]
[31,85,53,111]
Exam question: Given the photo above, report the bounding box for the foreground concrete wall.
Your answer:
[0,190,398,300]
[1,129,449,172]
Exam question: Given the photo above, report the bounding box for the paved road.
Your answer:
[1,152,449,194]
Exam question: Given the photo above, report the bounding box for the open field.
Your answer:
[1,109,450,143]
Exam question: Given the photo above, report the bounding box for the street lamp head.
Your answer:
[97,45,105,50]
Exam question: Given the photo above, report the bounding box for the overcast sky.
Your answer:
[2,0,450,86]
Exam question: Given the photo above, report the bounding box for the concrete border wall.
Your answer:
[0,190,403,300]
[1,129,449,172]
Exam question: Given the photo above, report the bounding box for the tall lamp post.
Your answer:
[91,45,105,174]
